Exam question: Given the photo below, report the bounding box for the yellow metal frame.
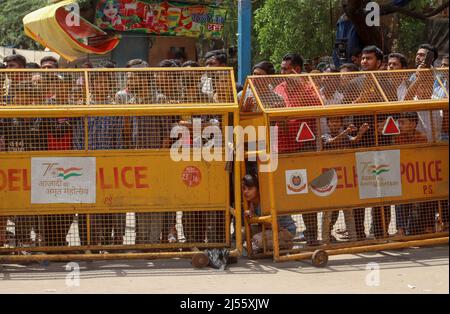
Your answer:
[0,68,242,264]
[239,69,449,264]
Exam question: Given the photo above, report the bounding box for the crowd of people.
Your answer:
[0,50,234,251]
[0,43,448,253]
[240,43,448,250]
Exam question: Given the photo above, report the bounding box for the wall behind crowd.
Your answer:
[0,47,59,65]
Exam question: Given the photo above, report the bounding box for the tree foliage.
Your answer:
[394,0,438,60]
[0,0,48,49]
[254,0,447,67]
[0,0,446,65]
[254,0,339,66]
[0,0,95,49]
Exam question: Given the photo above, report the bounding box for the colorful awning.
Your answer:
[23,0,120,62]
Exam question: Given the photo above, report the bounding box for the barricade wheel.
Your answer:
[192,252,209,269]
[311,250,328,268]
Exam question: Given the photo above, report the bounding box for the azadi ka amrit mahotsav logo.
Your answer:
[56,167,83,180]
[369,164,390,176]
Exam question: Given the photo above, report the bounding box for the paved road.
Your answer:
[0,245,448,294]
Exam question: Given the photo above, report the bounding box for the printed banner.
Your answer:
[356,150,402,199]
[95,0,227,38]
[31,158,96,204]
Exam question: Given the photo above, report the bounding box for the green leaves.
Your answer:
[0,0,94,49]
[0,0,48,49]
[254,0,339,68]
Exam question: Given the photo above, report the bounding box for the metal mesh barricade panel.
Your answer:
[247,201,447,255]
[242,69,448,263]
[89,69,235,105]
[310,72,386,105]
[0,210,228,252]
[248,76,323,109]
[1,71,85,106]
[242,69,449,113]
[0,115,225,152]
[373,69,449,102]
[1,69,236,106]
[0,68,238,261]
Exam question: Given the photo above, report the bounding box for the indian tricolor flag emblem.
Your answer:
[369,165,390,176]
[56,167,83,180]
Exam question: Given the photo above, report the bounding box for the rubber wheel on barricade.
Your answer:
[311,250,328,268]
[192,252,209,269]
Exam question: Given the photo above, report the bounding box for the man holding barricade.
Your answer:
[116,59,180,246]
[386,52,410,102]
[404,44,447,235]
[76,61,126,251]
[352,46,391,240]
[404,44,445,141]
[272,53,321,246]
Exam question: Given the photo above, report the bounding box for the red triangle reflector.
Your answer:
[382,116,400,136]
[296,122,316,143]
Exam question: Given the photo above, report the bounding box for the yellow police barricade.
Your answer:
[239,68,449,266]
[0,67,241,267]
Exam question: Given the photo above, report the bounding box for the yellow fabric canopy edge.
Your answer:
[23,0,119,62]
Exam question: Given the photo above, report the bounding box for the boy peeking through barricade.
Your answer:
[242,174,298,252]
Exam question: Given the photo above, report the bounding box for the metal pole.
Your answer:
[238,0,252,85]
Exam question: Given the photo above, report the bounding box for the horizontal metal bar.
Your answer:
[248,232,450,259]
[0,207,229,216]
[0,106,237,117]
[246,68,443,79]
[264,101,448,116]
[0,249,240,263]
[272,197,449,215]
[0,242,230,254]
[277,232,450,255]
[0,149,229,157]
[0,67,235,73]
[248,215,272,224]
[275,237,449,262]
[245,144,448,165]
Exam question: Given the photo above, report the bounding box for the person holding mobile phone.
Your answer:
[405,44,443,236]
[405,44,439,101]
[405,44,446,141]
[415,44,438,69]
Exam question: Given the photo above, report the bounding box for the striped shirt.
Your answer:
[115,89,179,149]
[73,96,124,150]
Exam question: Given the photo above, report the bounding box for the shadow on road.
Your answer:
[0,245,448,281]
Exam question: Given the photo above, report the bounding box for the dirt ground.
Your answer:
[0,245,448,294]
